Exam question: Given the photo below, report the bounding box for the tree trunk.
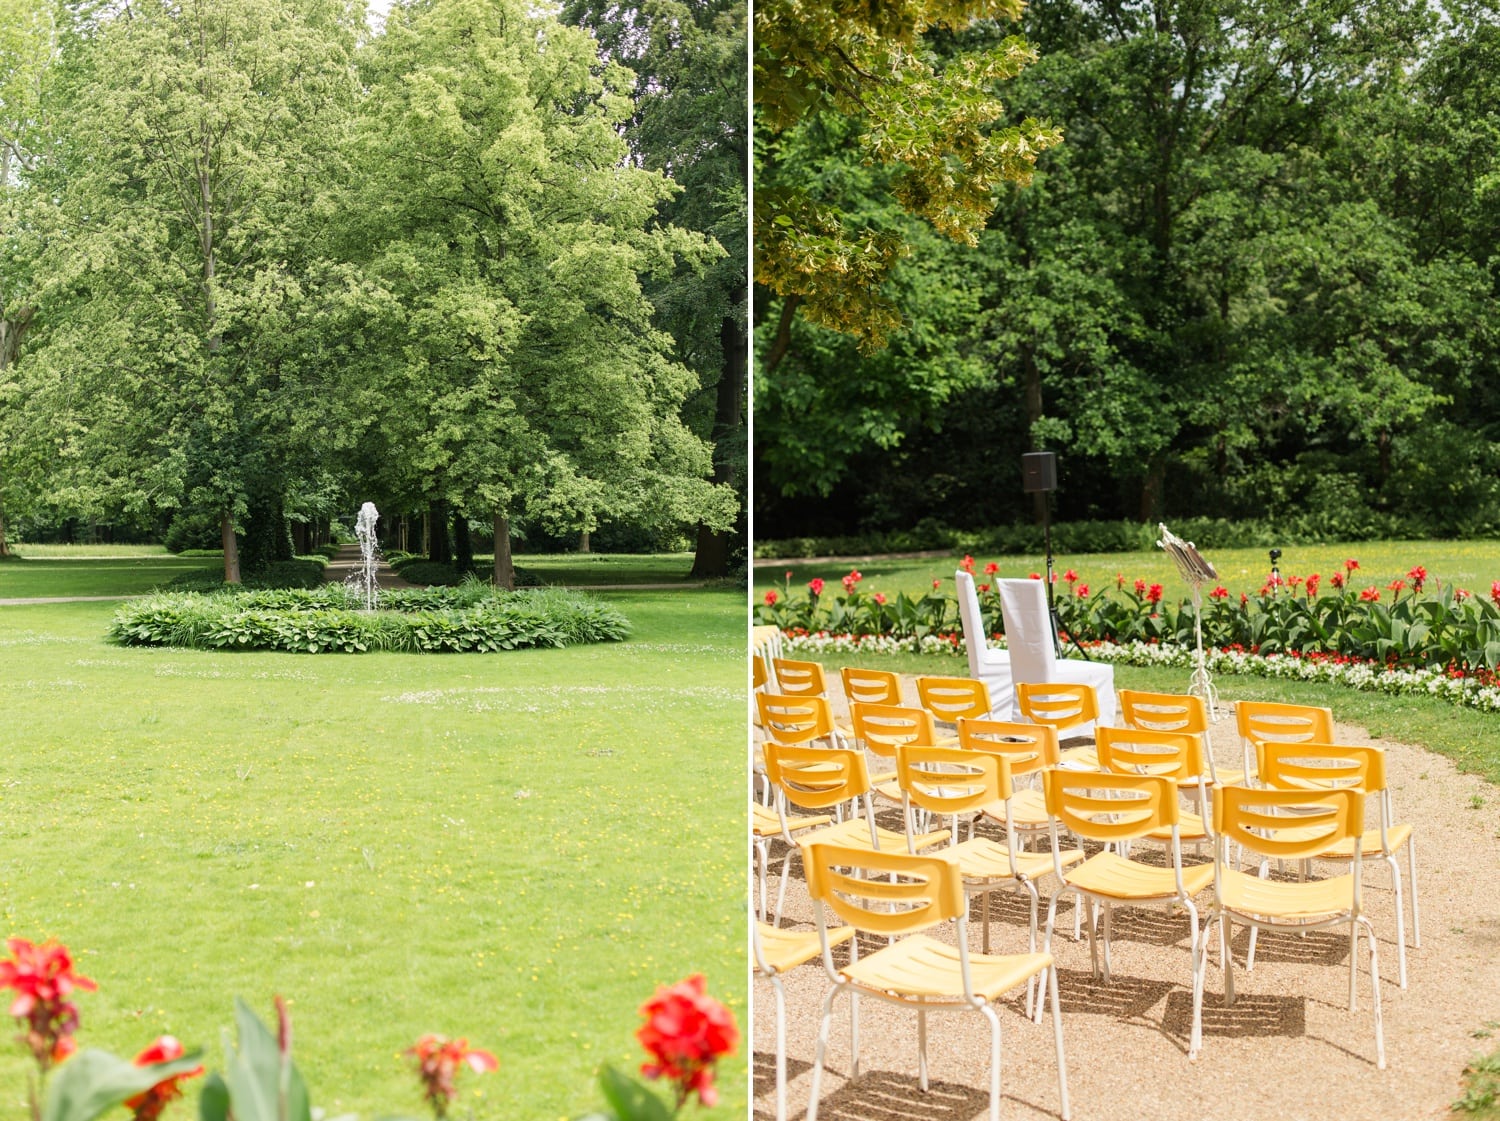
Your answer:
[578,529,591,554]
[691,294,748,579]
[221,510,241,585]
[493,513,515,590]
[0,500,9,558]
[428,501,451,563]
[1139,458,1166,524]
[453,513,473,572]
[1022,341,1048,526]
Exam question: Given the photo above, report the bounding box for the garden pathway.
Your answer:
[754,675,1500,1121]
[322,543,414,590]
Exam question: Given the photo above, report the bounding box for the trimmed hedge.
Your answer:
[390,556,542,587]
[110,585,629,654]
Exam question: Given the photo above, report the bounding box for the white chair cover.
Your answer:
[995,577,1117,730]
[953,570,1014,719]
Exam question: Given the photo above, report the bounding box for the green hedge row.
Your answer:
[162,557,329,591]
[753,513,1463,560]
[110,586,629,653]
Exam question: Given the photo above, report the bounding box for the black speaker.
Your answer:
[1021,451,1057,493]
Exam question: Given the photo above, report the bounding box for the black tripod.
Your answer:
[1024,450,1093,662]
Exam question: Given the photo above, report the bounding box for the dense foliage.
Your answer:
[755,0,1500,542]
[111,585,630,654]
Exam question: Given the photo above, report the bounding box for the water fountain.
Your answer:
[352,502,380,611]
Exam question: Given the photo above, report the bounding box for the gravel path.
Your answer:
[754,679,1500,1121]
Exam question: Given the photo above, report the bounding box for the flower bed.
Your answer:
[110,585,629,654]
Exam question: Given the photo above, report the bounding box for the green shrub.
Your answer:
[160,557,327,592]
[110,585,630,653]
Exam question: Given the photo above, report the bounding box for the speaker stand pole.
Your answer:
[1043,496,1093,662]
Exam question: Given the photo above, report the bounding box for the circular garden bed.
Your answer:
[110,584,629,653]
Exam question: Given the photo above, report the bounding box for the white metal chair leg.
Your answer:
[980,1003,1002,1121]
[771,974,789,1121]
[1363,916,1386,1070]
[805,985,839,1121]
[1386,852,1407,989]
[1047,959,1071,1120]
[917,1007,929,1091]
[1408,833,1421,946]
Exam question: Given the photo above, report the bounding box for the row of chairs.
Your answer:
[753,669,1419,1120]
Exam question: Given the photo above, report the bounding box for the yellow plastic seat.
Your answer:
[753,624,784,691]
[895,745,1083,959]
[914,674,995,727]
[840,665,903,708]
[799,842,1071,1121]
[1042,770,1211,993]
[1018,682,1102,769]
[1234,699,1333,784]
[754,916,855,1121]
[772,657,829,698]
[957,717,1060,842]
[756,692,841,748]
[846,701,938,800]
[1254,740,1420,988]
[1095,726,1212,849]
[1118,688,1244,786]
[1190,785,1385,1069]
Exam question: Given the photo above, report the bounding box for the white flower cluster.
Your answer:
[778,631,1500,715]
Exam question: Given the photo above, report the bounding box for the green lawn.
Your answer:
[755,539,1500,604]
[0,575,745,1118]
[0,555,219,597]
[504,552,702,585]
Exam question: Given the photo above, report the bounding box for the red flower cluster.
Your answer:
[1305,573,1321,598]
[1407,566,1427,593]
[873,592,887,605]
[1359,586,1381,602]
[0,937,96,1069]
[1208,585,1228,600]
[1075,584,1090,598]
[1492,580,1500,608]
[407,1035,497,1119]
[1063,569,1078,584]
[763,590,778,606]
[841,569,862,593]
[960,555,975,573]
[1388,578,1407,595]
[125,1036,204,1121]
[1146,583,1164,605]
[807,578,824,596]
[1345,558,1360,572]
[983,562,999,575]
[636,974,739,1109]
[1133,579,1147,596]
[1330,571,1345,590]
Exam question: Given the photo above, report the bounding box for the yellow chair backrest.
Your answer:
[848,702,937,762]
[752,654,768,693]
[956,717,1060,777]
[752,624,782,654]
[1044,769,1180,841]
[914,675,992,723]
[771,658,828,698]
[841,665,903,708]
[763,742,871,810]
[1213,784,1363,860]
[896,744,1014,817]
[1096,726,1206,783]
[1256,741,1386,794]
[756,693,835,745]
[1235,700,1334,746]
[1018,682,1099,734]
[802,841,965,935]
[1118,689,1208,736]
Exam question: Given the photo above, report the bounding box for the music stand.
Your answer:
[1157,523,1220,720]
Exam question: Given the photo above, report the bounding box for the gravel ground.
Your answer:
[753,681,1500,1121]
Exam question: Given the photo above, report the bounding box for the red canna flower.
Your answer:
[873,592,886,605]
[983,562,999,575]
[125,1036,204,1121]
[960,555,975,574]
[1408,566,1427,592]
[978,583,989,593]
[1028,572,1042,581]
[841,569,862,593]
[1330,571,1345,590]
[1388,578,1407,595]
[763,590,778,606]
[636,974,739,1110]
[1345,558,1360,573]
[1133,579,1147,596]
[1360,587,1381,602]
[407,1034,497,1119]
[1455,587,1471,601]
[784,570,792,582]
[1116,573,1126,590]
[1208,585,1228,600]
[932,579,941,590]
[807,578,824,596]
[1240,593,1249,606]
[1075,584,1089,598]
[1063,569,1078,585]
[0,937,96,1071]
[1491,581,1500,608]
[1146,583,1163,605]
[1305,573,1321,599]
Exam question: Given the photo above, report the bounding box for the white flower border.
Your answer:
[779,631,1500,715]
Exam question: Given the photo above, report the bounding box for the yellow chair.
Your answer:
[756,692,841,748]
[846,701,937,801]
[1118,688,1244,786]
[1041,770,1214,991]
[1017,682,1102,769]
[772,657,829,698]
[914,674,994,733]
[753,624,784,690]
[1234,699,1333,783]
[753,799,830,926]
[957,716,1061,844]
[840,665,903,708]
[896,744,1083,958]
[1190,784,1385,1068]
[800,841,1071,1121]
[753,914,856,1121]
[1095,726,1212,852]
[1254,740,1419,988]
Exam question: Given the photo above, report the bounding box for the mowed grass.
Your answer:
[754,540,1500,604]
[502,552,701,585]
[0,555,219,597]
[0,580,746,1118]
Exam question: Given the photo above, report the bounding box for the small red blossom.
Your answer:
[1407,566,1427,592]
[637,974,739,1110]
[807,578,824,597]
[1388,578,1407,595]
[1258,584,1271,598]
[1360,586,1381,602]
[125,1036,204,1121]
[0,937,96,1070]
[1075,584,1089,598]
[983,562,999,575]
[1286,574,1303,589]
[1345,558,1360,573]
[873,592,886,605]
[763,590,778,606]
[1330,571,1345,590]
[960,555,975,574]
[1455,587,1471,601]
[1063,569,1078,585]
[1028,572,1042,581]
[1305,573,1321,598]
[1146,583,1164,604]
[841,569,862,593]
[1133,579,1147,596]
[1116,573,1126,590]
[408,1035,497,1119]
[1240,592,1248,606]
[932,578,941,590]
[978,583,989,593]
[1491,581,1500,608]
[1208,585,1228,600]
